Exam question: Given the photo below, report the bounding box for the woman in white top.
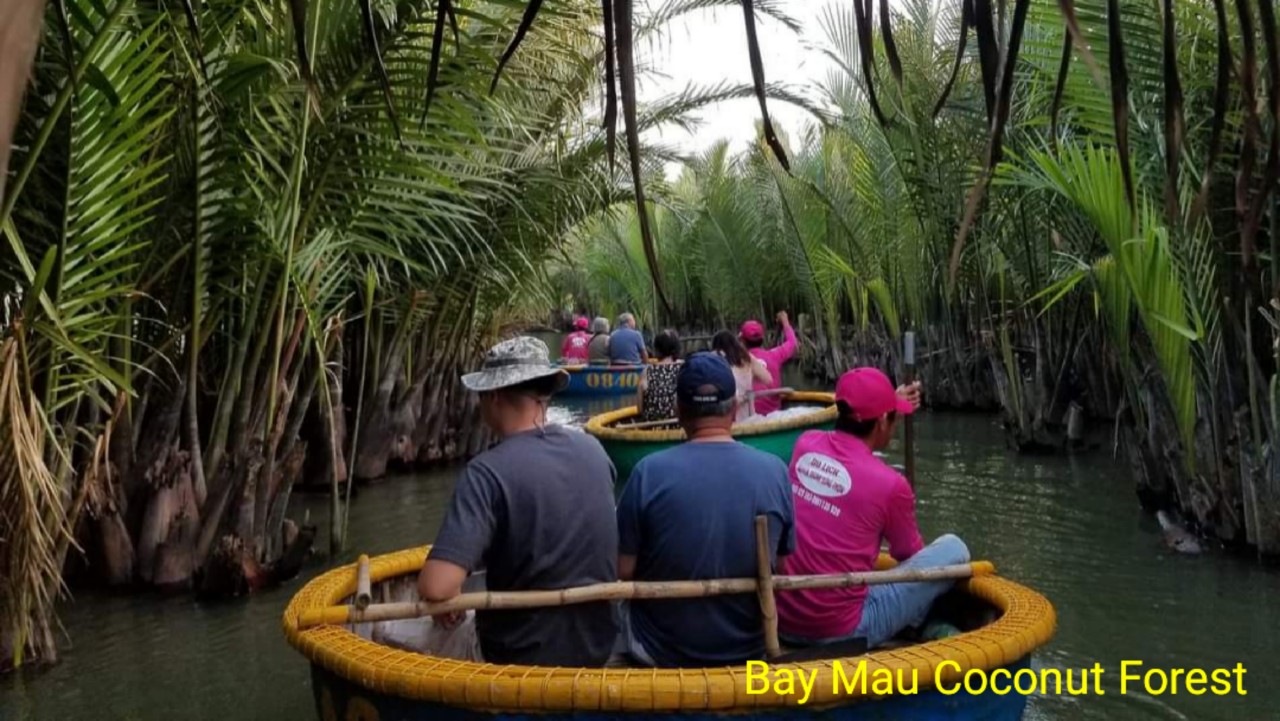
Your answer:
[712,330,772,421]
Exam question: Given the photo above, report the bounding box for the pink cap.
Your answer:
[740,320,765,342]
[835,367,914,421]
[573,316,589,330]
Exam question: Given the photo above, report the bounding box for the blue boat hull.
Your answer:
[561,366,644,396]
[309,658,1031,721]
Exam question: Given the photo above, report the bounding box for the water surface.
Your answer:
[2,387,1276,720]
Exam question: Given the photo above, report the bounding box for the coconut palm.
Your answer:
[0,0,678,669]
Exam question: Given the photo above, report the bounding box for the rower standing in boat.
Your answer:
[560,316,592,363]
[741,311,796,416]
[616,352,795,667]
[777,368,969,650]
[609,312,648,365]
[416,337,619,666]
[587,317,612,365]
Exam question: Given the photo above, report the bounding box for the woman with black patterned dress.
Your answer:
[637,330,682,423]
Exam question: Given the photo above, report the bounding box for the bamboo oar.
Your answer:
[615,387,798,430]
[754,516,781,658]
[295,561,995,630]
[903,331,917,486]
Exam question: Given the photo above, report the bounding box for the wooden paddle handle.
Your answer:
[903,332,917,486]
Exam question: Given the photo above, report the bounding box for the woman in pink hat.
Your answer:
[559,316,592,363]
[777,367,963,651]
[740,311,797,415]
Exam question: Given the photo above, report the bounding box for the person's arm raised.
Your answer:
[774,311,798,361]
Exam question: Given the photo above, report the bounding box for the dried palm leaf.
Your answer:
[742,0,791,171]
[490,0,545,94]
[1106,0,1134,218]
[359,0,402,139]
[933,0,972,118]
[1161,0,1183,221]
[947,0,1031,286]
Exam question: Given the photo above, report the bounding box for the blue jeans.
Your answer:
[781,534,971,650]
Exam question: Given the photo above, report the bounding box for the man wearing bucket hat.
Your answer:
[740,310,797,415]
[560,316,592,363]
[777,367,969,650]
[416,337,619,666]
[616,352,795,667]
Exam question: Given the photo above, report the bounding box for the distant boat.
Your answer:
[585,390,838,480]
[559,364,645,397]
[283,546,1057,721]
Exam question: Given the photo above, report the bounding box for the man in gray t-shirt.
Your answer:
[418,337,619,666]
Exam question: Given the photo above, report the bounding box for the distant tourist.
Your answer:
[416,337,618,665]
[587,317,611,365]
[637,330,682,423]
[609,312,648,365]
[711,330,772,421]
[560,316,592,363]
[777,367,964,650]
[616,352,794,666]
[740,311,797,415]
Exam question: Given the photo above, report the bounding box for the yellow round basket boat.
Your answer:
[283,547,1056,721]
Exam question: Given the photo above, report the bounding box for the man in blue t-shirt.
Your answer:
[608,312,648,365]
[616,352,795,667]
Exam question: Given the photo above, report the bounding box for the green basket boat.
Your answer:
[584,391,837,480]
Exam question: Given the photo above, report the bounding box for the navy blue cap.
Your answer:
[676,352,736,406]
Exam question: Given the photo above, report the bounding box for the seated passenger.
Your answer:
[616,352,794,667]
[587,317,611,365]
[560,316,592,363]
[416,336,618,666]
[711,330,771,421]
[777,367,969,649]
[609,312,649,365]
[636,330,681,422]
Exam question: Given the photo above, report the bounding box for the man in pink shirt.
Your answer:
[560,316,592,363]
[741,311,797,415]
[777,367,969,649]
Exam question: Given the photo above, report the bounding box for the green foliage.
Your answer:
[561,0,1280,555]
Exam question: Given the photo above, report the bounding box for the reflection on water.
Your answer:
[3,381,1279,719]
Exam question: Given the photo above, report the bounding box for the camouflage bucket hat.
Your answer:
[461,336,569,393]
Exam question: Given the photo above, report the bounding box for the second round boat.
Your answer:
[585,390,837,480]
